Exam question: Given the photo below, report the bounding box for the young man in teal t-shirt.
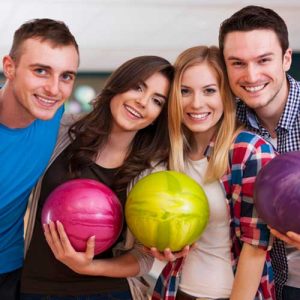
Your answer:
[0,18,79,300]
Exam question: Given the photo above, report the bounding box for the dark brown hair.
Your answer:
[10,18,79,61]
[68,55,173,193]
[219,5,289,55]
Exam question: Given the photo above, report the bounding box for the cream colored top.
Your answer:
[179,158,234,298]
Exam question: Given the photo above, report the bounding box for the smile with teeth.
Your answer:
[35,95,58,106]
[188,112,210,120]
[243,84,266,93]
[124,105,142,118]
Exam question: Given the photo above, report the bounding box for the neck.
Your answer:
[0,82,35,128]
[189,131,214,160]
[95,128,136,168]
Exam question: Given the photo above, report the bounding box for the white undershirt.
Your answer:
[268,137,277,149]
[179,158,234,298]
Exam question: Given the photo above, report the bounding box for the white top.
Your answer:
[268,137,277,149]
[179,158,234,298]
[286,245,300,287]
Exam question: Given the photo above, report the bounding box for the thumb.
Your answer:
[85,236,96,259]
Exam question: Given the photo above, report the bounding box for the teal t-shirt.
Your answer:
[0,107,63,274]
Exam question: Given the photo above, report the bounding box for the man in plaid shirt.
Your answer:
[219,5,300,300]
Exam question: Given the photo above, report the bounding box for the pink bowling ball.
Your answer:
[41,178,123,255]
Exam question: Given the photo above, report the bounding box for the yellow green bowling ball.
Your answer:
[125,170,209,251]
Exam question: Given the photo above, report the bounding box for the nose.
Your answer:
[44,76,60,96]
[190,92,203,109]
[244,63,259,83]
[135,95,148,108]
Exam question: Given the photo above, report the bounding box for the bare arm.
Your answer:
[230,243,266,300]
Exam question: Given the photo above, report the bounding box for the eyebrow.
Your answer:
[30,63,77,76]
[181,83,217,89]
[203,83,217,88]
[227,52,274,61]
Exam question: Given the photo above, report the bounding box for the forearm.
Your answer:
[230,243,266,300]
[79,252,140,277]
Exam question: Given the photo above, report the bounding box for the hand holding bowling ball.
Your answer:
[150,244,192,261]
[254,151,300,234]
[270,228,300,250]
[125,171,209,252]
[42,179,123,255]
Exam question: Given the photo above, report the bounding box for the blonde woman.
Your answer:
[152,46,277,300]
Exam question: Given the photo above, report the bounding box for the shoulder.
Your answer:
[60,113,84,127]
[233,130,273,150]
[59,113,85,135]
[287,73,300,89]
[133,161,167,182]
[230,130,276,164]
[127,162,167,194]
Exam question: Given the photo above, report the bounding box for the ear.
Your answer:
[283,48,292,72]
[2,55,16,80]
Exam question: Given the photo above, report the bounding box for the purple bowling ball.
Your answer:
[42,179,123,255]
[254,151,300,233]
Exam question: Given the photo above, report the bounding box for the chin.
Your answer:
[33,110,56,121]
[245,100,267,109]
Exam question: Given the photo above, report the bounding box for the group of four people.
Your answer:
[1,4,300,300]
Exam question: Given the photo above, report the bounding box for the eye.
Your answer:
[204,87,217,95]
[61,73,75,82]
[181,87,190,96]
[231,61,245,68]
[133,84,143,92]
[259,58,271,64]
[34,68,47,75]
[152,97,165,107]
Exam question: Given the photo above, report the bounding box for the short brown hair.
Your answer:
[9,18,79,61]
[219,5,289,55]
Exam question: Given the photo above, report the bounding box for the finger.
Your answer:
[175,245,190,258]
[270,228,294,244]
[85,236,96,260]
[287,231,300,242]
[49,220,65,255]
[270,228,286,239]
[190,243,197,250]
[43,221,61,257]
[163,248,176,261]
[150,247,165,261]
[43,223,55,249]
[56,221,74,252]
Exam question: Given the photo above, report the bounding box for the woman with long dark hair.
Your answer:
[21,55,173,300]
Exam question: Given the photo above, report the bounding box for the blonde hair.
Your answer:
[169,46,240,181]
